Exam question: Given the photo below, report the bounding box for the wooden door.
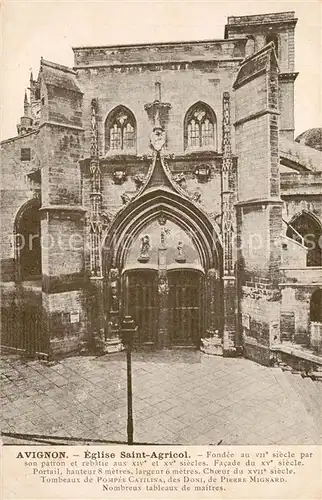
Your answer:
[168,269,203,347]
[125,269,159,346]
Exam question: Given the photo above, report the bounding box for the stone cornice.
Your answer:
[1,130,39,145]
[39,121,84,132]
[235,198,283,208]
[234,108,280,127]
[39,205,86,213]
[79,150,224,173]
[74,58,243,71]
[73,37,244,52]
[279,72,299,82]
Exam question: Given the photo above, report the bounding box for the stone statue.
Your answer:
[138,235,150,263]
[158,274,169,294]
[175,241,186,263]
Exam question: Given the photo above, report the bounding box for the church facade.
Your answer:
[1,11,322,366]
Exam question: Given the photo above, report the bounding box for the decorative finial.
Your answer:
[24,90,29,115]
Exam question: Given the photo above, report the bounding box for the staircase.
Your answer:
[274,366,322,437]
[272,342,322,378]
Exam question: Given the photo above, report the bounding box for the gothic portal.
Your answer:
[1,11,322,365]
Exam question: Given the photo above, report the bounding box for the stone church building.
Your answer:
[1,11,322,366]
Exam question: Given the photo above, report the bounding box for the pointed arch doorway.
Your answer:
[123,267,205,348]
[114,215,220,349]
[102,162,223,351]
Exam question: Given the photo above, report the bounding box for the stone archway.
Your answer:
[120,218,208,348]
[102,191,223,350]
[14,198,41,282]
[4,198,45,357]
[287,211,322,267]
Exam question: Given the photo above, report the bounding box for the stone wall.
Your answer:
[280,285,321,345]
[0,132,40,282]
[234,44,282,365]
[75,53,241,158]
[226,11,298,139]
[42,290,87,356]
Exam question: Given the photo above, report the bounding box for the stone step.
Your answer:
[295,375,318,418]
[283,371,321,431]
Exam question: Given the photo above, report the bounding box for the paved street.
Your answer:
[1,351,321,445]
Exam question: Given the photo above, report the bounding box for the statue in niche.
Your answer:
[138,235,151,263]
[160,225,171,249]
[109,268,120,314]
[175,241,186,263]
[158,274,169,294]
[110,282,119,312]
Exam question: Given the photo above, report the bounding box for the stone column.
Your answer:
[87,99,107,352]
[157,223,169,348]
[221,92,237,355]
[103,268,123,353]
[201,268,223,355]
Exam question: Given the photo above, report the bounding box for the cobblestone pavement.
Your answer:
[1,351,321,445]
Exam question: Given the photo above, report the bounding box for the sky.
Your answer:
[1,0,321,140]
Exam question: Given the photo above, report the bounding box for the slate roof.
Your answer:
[295,128,322,152]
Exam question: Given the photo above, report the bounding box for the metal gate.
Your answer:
[124,269,159,346]
[1,304,45,357]
[168,269,203,347]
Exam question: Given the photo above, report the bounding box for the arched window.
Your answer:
[15,200,41,281]
[105,106,136,153]
[266,34,279,57]
[184,102,217,151]
[310,289,322,322]
[286,211,322,267]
